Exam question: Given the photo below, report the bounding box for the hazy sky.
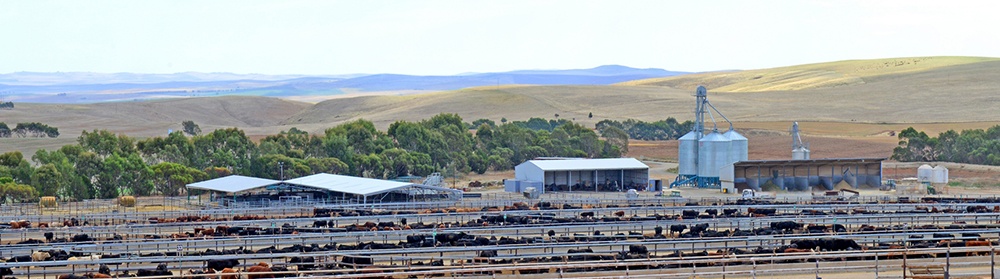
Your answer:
[2,1,998,75]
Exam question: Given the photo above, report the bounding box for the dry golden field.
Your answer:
[2,56,999,183]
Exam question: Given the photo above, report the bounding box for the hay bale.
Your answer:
[40,196,57,208]
[118,196,136,207]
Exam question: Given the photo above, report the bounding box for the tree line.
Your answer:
[0,122,60,138]
[595,118,693,141]
[892,125,1000,166]
[0,113,624,202]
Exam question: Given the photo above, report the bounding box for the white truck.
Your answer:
[742,189,772,200]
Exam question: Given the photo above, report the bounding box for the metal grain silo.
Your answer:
[792,147,810,160]
[724,129,748,164]
[678,131,699,177]
[932,165,949,184]
[917,164,933,183]
[697,131,731,180]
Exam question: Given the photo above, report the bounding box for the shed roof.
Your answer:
[186,175,281,194]
[284,173,456,196]
[521,158,649,171]
[733,157,886,168]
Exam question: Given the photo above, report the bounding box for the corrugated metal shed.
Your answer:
[284,173,459,197]
[522,158,648,171]
[185,175,280,194]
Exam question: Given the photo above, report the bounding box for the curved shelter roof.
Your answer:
[284,173,460,197]
[185,175,281,194]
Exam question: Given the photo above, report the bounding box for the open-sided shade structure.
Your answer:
[732,157,885,191]
[185,175,280,193]
[186,173,461,204]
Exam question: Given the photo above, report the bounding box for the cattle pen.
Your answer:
[5,194,1000,279]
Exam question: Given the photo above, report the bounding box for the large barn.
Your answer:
[726,157,885,192]
[186,173,461,206]
[510,158,649,194]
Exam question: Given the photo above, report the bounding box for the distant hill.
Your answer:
[0,65,686,103]
[620,56,1000,92]
[5,57,1000,157]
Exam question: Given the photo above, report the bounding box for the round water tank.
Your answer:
[698,131,731,179]
[724,129,748,164]
[917,164,933,182]
[932,165,949,184]
[678,131,699,176]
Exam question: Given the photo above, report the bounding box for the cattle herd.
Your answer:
[3,196,1000,278]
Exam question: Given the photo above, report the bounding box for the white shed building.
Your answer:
[512,158,649,193]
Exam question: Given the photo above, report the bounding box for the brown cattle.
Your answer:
[84,272,111,279]
[218,268,238,279]
[10,220,30,229]
[965,240,990,256]
[246,263,272,279]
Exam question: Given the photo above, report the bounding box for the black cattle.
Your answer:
[770,221,802,233]
[313,220,328,228]
[137,263,171,277]
[341,256,373,266]
[58,275,89,279]
[749,208,777,216]
[44,232,54,242]
[967,205,989,213]
[580,212,595,218]
[9,255,32,262]
[689,223,710,235]
[207,259,240,271]
[406,235,426,244]
[628,245,648,255]
[669,224,687,235]
[72,234,92,242]
[832,224,847,232]
[1,267,12,277]
[478,250,498,257]
[270,266,292,278]
[933,233,954,239]
[807,225,828,233]
[682,210,699,219]
[568,248,593,254]
[17,239,43,244]
[792,238,862,252]
[723,208,739,216]
[98,264,111,275]
[289,256,315,270]
[704,209,718,216]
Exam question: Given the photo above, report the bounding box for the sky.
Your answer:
[2,0,999,75]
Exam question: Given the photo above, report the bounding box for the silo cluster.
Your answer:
[675,86,748,188]
[917,164,949,184]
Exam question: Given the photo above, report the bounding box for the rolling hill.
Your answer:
[0,65,685,103]
[3,56,1000,158]
[620,56,1000,92]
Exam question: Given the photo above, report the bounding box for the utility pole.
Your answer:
[278,162,284,180]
